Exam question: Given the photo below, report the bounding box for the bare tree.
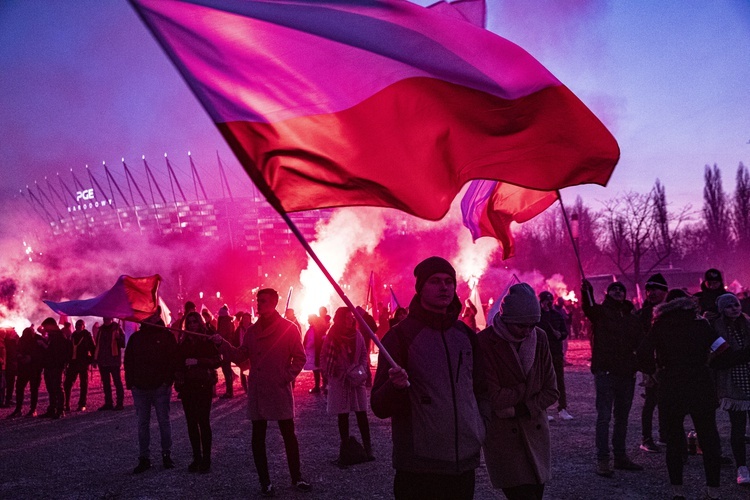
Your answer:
[600,181,691,288]
[703,164,730,255]
[733,162,750,250]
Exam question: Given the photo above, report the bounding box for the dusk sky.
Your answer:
[1,0,749,215]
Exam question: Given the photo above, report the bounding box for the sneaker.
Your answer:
[308,387,320,394]
[558,409,574,420]
[133,458,151,474]
[25,410,37,418]
[595,459,614,478]
[547,414,554,422]
[260,484,276,497]
[737,465,750,485]
[98,404,114,412]
[114,404,124,411]
[294,479,312,492]
[162,452,175,469]
[640,438,661,453]
[614,456,644,471]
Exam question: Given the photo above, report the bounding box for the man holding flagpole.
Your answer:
[372,257,485,500]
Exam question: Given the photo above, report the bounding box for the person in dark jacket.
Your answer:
[216,305,236,399]
[7,326,45,418]
[581,279,644,477]
[176,311,221,473]
[371,256,485,500]
[39,317,72,419]
[1,328,19,408]
[636,273,669,453]
[695,268,726,320]
[63,319,95,412]
[538,291,571,421]
[124,310,179,474]
[638,289,722,500]
[480,284,558,500]
[94,317,126,411]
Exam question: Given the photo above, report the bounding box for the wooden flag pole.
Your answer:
[277,211,401,370]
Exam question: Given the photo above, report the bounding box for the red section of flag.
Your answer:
[219,78,616,219]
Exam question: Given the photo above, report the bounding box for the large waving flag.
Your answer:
[129,0,619,221]
[44,275,161,322]
[461,180,558,259]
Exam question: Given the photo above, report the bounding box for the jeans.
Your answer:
[99,365,124,406]
[181,386,213,460]
[641,383,666,442]
[132,384,172,459]
[252,419,301,487]
[594,372,635,459]
[64,363,89,408]
[43,368,64,414]
[394,469,475,500]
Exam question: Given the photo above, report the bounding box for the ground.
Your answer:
[1,339,749,499]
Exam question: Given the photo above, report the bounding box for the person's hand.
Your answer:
[185,358,198,367]
[581,279,593,291]
[210,334,223,345]
[388,367,409,389]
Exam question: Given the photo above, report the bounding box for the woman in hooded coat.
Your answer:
[478,283,558,500]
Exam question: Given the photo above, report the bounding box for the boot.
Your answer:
[595,459,614,477]
[162,451,175,469]
[614,455,644,471]
[133,457,151,474]
[188,454,202,473]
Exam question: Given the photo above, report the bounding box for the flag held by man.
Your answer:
[129,0,619,221]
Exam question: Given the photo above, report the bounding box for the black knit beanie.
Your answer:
[414,256,456,293]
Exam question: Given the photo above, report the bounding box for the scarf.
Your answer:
[323,324,358,379]
[492,314,537,377]
[728,319,750,398]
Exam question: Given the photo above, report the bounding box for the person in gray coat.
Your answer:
[478,283,558,500]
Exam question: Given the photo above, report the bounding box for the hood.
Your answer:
[653,297,698,321]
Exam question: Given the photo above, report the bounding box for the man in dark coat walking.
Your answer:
[39,318,72,419]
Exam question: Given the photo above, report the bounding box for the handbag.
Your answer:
[346,364,368,387]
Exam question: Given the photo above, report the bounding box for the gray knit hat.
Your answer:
[717,293,740,312]
[500,283,541,324]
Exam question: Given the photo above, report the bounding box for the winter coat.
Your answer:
[322,331,368,414]
[371,295,485,475]
[538,308,568,357]
[582,294,642,376]
[43,330,72,371]
[478,321,558,489]
[637,297,718,412]
[17,330,45,374]
[124,322,178,390]
[175,335,221,394]
[711,313,750,410]
[696,281,726,317]
[4,331,18,372]
[94,323,125,368]
[221,312,305,421]
[69,329,95,367]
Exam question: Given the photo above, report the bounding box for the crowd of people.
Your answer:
[2,261,750,500]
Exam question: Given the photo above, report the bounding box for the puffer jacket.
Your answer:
[582,294,642,376]
[371,295,485,475]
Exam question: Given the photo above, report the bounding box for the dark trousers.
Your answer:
[64,363,89,408]
[4,369,16,404]
[394,469,475,500]
[181,386,213,461]
[728,410,750,467]
[15,368,42,412]
[251,419,302,487]
[501,483,545,500]
[99,365,124,406]
[594,372,635,459]
[641,384,666,441]
[220,360,234,396]
[44,368,64,414]
[337,411,371,450]
[663,403,720,487]
[552,354,567,410]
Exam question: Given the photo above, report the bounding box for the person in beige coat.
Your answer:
[213,288,310,497]
[478,283,558,500]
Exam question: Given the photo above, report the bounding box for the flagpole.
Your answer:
[285,286,293,311]
[556,189,592,304]
[277,211,401,370]
[365,271,373,312]
[556,190,586,280]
